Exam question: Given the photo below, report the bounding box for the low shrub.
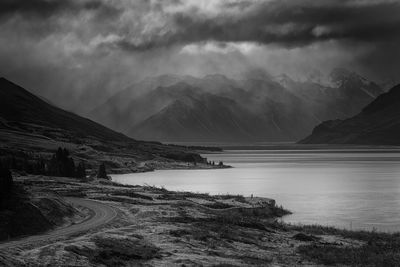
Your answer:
[298,241,400,267]
[111,191,153,201]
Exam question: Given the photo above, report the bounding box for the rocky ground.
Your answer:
[0,175,392,267]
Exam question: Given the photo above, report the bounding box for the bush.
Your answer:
[111,191,153,201]
[298,241,400,266]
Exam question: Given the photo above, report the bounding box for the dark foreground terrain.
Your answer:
[1,175,398,267]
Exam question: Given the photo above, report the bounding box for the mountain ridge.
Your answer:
[0,77,131,142]
[89,69,384,142]
[300,84,400,145]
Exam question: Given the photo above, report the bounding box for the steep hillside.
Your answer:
[0,78,210,172]
[300,84,400,145]
[0,78,130,142]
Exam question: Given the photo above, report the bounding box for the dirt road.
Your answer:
[0,198,118,249]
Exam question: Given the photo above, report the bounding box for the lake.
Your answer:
[112,148,400,232]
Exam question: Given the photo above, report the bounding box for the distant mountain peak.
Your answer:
[330,68,369,86]
[155,81,199,95]
[275,73,295,88]
[329,67,383,99]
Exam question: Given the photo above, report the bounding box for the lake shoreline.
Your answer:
[112,148,400,233]
[1,174,399,266]
[108,159,232,175]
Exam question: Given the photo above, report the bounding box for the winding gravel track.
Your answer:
[0,198,118,249]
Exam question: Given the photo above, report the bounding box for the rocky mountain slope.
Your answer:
[300,84,400,145]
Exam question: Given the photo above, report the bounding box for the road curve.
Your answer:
[0,198,118,249]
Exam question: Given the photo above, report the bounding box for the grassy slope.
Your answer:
[0,78,213,172]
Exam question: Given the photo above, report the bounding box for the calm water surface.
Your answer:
[112,149,400,232]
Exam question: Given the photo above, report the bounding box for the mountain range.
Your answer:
[90,68,384,143]
[0,78,207,172]
[300,84,400,145]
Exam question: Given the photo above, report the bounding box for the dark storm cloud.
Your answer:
[0,0,399,114]
[2,0,398,51]
[0,0,119,19]
[113,0,400,50]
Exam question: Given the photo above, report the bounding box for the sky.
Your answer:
[0,0,399,113]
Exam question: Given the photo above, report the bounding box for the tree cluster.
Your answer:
[0,148,86,180]
[47,148,86,179]
[48,148,74,177]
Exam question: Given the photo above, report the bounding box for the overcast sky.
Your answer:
[1,0,399,113]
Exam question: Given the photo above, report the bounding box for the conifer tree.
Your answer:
[76,162,86,179]
[0,162,13,197]
[97,163,107,179]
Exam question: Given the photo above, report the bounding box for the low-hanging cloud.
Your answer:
[0,0,399,114]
